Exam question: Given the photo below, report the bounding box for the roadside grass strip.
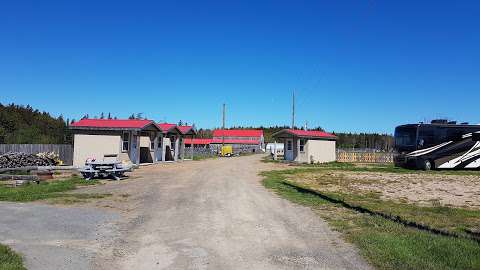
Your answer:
[261,169,480,270]
[0,244,25,270]
[263,157,480,176]
[0,176,109,202]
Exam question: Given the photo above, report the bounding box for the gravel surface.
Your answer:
[0,155,372,270]
[0,202,119,270]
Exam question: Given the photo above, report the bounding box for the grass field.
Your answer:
[0,244,25,270]
[261,164,480,270]
[0,176,109,202]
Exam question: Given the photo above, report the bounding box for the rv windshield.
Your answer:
[394,127,417,148]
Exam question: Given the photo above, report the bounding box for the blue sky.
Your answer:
[1,1,479,133]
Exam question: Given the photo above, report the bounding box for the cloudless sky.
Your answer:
[1,1,479,133]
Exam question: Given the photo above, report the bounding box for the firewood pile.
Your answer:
[0,152,59,168]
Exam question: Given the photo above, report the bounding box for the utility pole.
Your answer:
[222,103,226,148]
[292,90,295,129]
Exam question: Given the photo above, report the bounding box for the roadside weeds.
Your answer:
[0,176,110,203]
[0,243,25,270]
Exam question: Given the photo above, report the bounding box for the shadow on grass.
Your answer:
[281,181,480,243]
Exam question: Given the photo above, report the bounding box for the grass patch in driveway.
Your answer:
[0,243,25,270]
[261,169,480,270]
[0,176,109,202]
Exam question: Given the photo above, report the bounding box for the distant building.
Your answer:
[210,129,265,154]
[183,138,212,148]
[272,129,337,163]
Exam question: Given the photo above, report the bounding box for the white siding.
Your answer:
[73,134,122,167]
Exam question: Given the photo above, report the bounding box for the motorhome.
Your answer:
[394,120,480,170]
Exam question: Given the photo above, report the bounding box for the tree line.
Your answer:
[0,103,394,151]
[0,103,71,144]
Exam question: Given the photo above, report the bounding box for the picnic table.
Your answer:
[79,160,131,180]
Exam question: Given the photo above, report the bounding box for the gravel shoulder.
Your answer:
[0,155,372,270]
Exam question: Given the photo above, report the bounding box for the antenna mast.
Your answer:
[292,90,295,129]
[222,103,226,147]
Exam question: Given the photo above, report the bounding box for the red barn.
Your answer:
[210,129,264,154]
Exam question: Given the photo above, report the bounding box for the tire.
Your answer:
[422,159,433,171]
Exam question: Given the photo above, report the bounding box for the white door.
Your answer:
[285,139,294,161]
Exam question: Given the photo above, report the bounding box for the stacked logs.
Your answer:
[0,152,56,168]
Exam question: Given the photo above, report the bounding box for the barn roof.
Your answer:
[211,139,260,145]
[70,119,160,131]
[213,129,264,137]
[183,138,212,145]
[272,129,337,140]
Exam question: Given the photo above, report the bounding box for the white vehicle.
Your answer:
[266,143,284,157]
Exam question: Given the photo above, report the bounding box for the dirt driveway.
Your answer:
[1,155,372,270]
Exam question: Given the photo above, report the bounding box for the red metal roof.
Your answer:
[158,123,177,133]
[212,129,264,137]
[283,129,337,139]
[70,119,155,129]
[177,125,195,134]
[211,139,260,145]
[183,138,212,145]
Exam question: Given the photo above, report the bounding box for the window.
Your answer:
[287,140,292,151]
[150,138,155,150]
[299,139,306,152]
[150,133,156,150]
[122,132,130,152]
[418,126,435,147]
[394,127,416,147]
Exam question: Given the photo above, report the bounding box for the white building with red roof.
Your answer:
[210,129,264,154]
[70,119,195,166]
[272,129,337,163]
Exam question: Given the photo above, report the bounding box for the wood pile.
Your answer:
[0,152,56,168]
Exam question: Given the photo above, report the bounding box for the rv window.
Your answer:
[122,132,130,152]
[299,139,305,152]
[473,133,480,142]
[447,128,465,141]
[418,126,435,147]
[395,127,416,146]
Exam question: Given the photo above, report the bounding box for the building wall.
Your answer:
[73,134,126,167]
[301,140,336,163]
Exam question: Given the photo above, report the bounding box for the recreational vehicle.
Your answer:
[394,120,480,170]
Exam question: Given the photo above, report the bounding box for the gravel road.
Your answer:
[1,155,372,270]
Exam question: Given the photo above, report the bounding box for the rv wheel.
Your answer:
[422,159,433,171]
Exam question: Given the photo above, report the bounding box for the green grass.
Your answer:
[193,155,216,161]
[261,169,480,270]
[305,161,480,176]
[0,176,108,202]
[0,244,25,270]
[262,156,480,176]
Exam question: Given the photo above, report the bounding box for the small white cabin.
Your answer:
[271,129,337,164]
